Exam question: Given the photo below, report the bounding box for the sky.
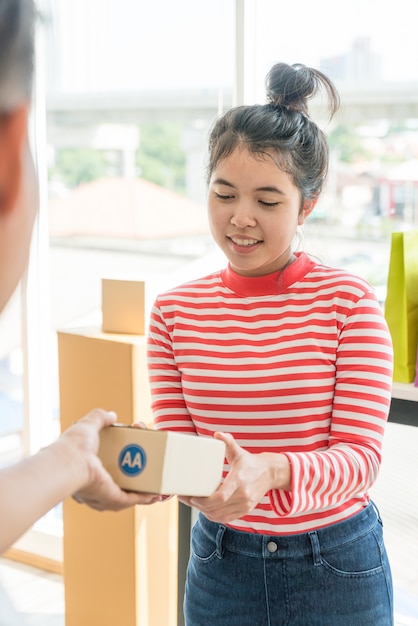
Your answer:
[41,0,418,94]
[255,0,418,81]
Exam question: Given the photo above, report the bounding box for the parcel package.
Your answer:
[99,425,226,497]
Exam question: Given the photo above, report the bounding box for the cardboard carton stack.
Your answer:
[57,280,177,626]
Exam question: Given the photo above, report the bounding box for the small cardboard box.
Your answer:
[99,425,225,496]
[102,278,145,335]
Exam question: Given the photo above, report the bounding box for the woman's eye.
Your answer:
[259,200,279,207]
[215,192,234,200]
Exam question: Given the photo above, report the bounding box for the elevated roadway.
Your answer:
[46,81,418,128]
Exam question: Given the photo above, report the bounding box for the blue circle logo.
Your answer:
[118,444,147,476]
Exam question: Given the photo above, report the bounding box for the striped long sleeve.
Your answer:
[147,252,393,535]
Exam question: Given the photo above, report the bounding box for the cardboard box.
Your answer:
[102,278,145,335]
[57,327,152,426]
[57,326,177,625]
[99,425,226,496]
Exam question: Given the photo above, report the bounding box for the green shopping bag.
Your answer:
[384,230,418,383]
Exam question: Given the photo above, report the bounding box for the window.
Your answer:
[249,0,418,303]
[1,0,236,561]
[2,7,417,619]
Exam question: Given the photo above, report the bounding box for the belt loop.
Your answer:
[308,531,322,566]
[371,500,383,525]
[216,524,226,558]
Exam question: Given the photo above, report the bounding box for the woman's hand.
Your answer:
[178,432,291,524]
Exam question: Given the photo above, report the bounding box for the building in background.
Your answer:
[320,36,381,83]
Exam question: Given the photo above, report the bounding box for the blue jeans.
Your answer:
[184,503,393,625]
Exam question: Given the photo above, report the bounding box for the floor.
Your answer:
[0,559,63,625]
[0,421,418,625]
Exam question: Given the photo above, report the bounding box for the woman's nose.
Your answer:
[230,207,256,228]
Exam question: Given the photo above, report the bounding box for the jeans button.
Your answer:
[267,541,278,553]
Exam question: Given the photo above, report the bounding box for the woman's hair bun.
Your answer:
[265,62,339,117]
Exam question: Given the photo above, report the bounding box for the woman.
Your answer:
[147,62,394,625]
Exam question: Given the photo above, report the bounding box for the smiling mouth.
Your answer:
[229,236,261,247]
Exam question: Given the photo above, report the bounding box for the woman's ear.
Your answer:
[298,197,318,225]
[0,105,29,216]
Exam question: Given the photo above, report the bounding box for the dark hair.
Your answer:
[0,0,35,111]
[207,62,340,203]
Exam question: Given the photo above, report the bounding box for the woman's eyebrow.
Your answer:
[212,179,285,195]
[256,185,285,195]
[212,178,235,188]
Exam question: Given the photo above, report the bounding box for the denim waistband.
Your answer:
[197,502,381,559]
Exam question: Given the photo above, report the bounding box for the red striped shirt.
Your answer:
[147,252,393,535]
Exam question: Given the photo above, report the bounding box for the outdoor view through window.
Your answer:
[0,1,417,610]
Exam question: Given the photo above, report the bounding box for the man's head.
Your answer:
[0,0,38,313]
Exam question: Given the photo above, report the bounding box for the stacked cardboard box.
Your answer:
[58,280,178,625]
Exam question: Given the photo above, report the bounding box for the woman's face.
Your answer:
[207,146,314,277]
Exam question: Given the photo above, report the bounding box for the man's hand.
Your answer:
[59,409,162,511]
